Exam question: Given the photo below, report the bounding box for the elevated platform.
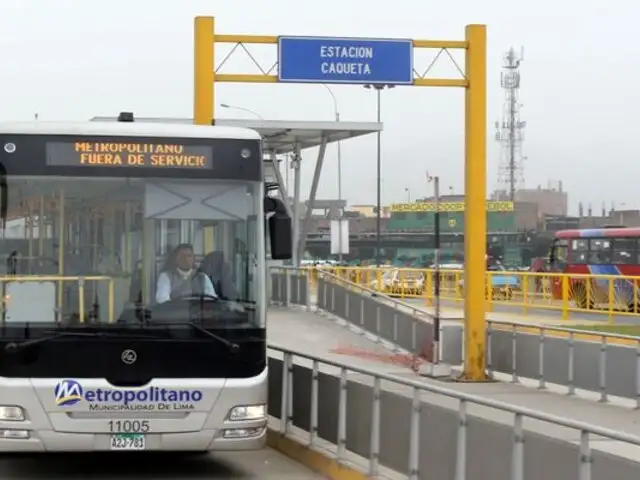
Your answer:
[268,306,415,374]
[267,306,640,478]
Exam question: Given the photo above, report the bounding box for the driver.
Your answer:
[155,244,217,303]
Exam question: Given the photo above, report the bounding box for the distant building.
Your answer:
[345,204,390,218]
[493,180,568,217]
[386,198,516,233]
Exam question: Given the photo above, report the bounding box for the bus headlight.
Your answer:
[0,406,25,421]
[228,404,266,421]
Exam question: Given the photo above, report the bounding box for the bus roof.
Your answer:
[0,121,262,140]
[556,227,640,238]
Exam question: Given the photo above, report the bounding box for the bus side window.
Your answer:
[588,238,612,264]
[549,238,568,266]
[568,238,588,264]
[612,237,637,265]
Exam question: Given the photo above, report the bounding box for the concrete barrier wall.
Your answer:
[267,356,640,480]
[317,276,463,364]
[488,327,638,400]
[270,270,308,306]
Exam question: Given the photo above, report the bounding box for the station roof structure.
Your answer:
[90,116,382,154]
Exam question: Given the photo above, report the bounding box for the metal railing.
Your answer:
[269,267,310,308]
[0,275,116,323]
[268,343,640,480]
[270,266,640,402]
[270,265,433,317]
[316,267,433,319]
[270,266,440,360]
[316,267,448,363]
[487,319,640,403]
[326,266,640,320]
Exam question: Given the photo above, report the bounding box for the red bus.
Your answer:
[547,227,640,311]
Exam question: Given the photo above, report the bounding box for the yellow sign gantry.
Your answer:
[192,16,487,382]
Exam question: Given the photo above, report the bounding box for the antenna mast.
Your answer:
[495,47,526,201]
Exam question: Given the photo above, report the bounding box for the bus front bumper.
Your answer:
[0,426,267,452]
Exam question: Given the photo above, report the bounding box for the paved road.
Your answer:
[0,448,323,479]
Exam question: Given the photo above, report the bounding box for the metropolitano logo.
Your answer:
[54,379,84,407]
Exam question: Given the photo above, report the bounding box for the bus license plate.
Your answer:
[110,433,146,450]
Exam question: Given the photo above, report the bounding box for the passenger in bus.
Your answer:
[155,243,217,303]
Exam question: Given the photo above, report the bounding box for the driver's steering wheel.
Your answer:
[167,295,245,313]
[171,294,219,302]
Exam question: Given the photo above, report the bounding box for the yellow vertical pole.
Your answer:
[462,24,487,381]
[27,203,33,261]
[108,278,115,323]
[57,189,65,323]
[124,202,131,273]
[38,196,44,256]
[203,226,214,253]
[194,16,215,126]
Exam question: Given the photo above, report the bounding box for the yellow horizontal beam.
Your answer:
[0,275,113,282]
[413,39,467,49]
[213,34,466,50]
[216,74,278,83]
[215,34,278,44]
[215,73,467,87]
[414,78,467,87]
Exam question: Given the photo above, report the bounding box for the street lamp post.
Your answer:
[426,173,441,364]
[364,84,394,267]
[219,103,264,120]
[322,85,344,263]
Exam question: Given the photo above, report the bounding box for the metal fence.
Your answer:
[270,267,309,307]
[268,343,640,480]
[327,266,640,320]
[315,269,463,364]
[487,320,640,403]
[269,266,640,403]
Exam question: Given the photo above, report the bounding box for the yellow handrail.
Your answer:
[1,275,117,324]
[306,266,640,322]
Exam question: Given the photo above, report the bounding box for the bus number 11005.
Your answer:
[108,420,150,433]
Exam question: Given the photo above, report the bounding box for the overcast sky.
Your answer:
[0,1,636,214]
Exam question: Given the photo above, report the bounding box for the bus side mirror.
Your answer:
[0,163,6,225]
[268,214,292,260]
[264,197,292,260]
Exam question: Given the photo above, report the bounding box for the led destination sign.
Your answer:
[46,141,213,169]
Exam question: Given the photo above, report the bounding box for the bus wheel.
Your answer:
[627,302,640,314]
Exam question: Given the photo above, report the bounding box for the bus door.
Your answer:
[548,238,569,297]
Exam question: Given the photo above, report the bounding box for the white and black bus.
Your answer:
[0,113,291,452]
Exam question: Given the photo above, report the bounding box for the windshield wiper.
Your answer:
[4,331,157,354]
[154,321,240,353]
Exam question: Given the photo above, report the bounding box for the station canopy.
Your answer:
[89,115,382,265]
[90,117,382,154]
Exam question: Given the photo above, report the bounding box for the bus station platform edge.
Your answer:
[267,306,640,476]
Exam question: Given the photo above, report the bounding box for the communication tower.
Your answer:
[495,47,526,201]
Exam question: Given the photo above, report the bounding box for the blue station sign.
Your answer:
[278,36,413,85]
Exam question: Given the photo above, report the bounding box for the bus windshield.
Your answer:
[0,175,262,328]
